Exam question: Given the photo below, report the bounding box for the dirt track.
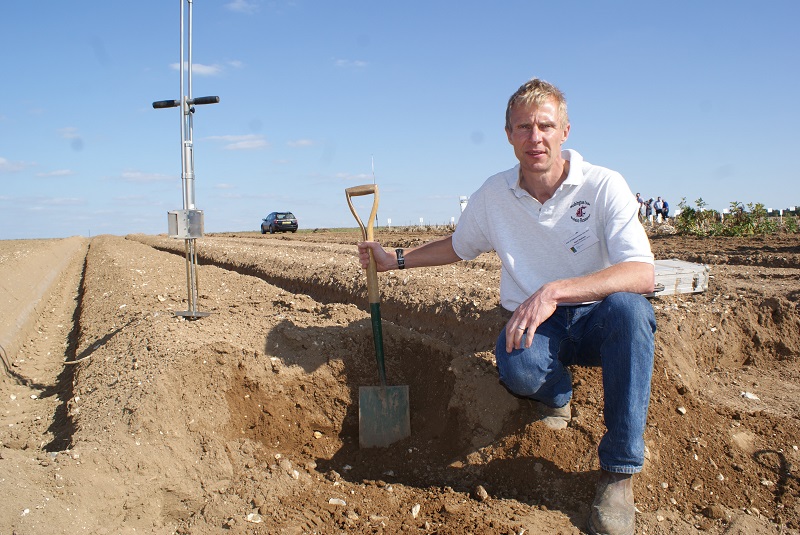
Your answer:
[1,230,799,534]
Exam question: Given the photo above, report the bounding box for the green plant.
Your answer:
[782,215,799,233]
[674,197,720,236]
[674,198,788,237]
[717,202,778,236]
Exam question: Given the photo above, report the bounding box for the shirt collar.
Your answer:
[506,149,585,197]
[561,149,584,185]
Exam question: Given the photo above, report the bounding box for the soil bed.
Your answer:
[1,230,799,534]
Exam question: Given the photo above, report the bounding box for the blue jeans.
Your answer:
[495,292,656,474]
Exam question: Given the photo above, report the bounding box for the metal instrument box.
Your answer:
[650,259,710,296]
[167,209,204,239]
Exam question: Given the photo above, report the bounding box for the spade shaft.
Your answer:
[345,184,410,448]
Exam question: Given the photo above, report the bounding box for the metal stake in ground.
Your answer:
[345,184,411,448]
[152,0,219,319]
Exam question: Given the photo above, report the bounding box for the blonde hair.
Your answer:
[505,78,569,131]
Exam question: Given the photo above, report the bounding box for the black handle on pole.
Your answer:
[152,99,181,109]
[189,96,220,105]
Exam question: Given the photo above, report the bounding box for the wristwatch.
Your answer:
[395,248,405,269]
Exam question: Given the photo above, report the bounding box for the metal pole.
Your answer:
[179,0,186,209]
[184,0,196,315]
[184,240,192,310]
[186,0,195,210]
[152,0,218,320]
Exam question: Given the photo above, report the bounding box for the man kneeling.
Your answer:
[358,77,656,535]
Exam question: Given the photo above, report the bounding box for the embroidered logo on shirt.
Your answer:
[570,200,591,222]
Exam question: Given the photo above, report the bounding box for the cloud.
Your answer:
[0,156,32,173]
[40,197,84,207]
[114,195,148,201]
[120,170,175,183]
[111,193,166,207]
[37,169,75,178]
[206,134,269,150]
[225,0,258,14]
[170,62,223,76]
[59,127,80,139]
[334,58,368,69]
[287,139,314,148]
[214,183,236,189]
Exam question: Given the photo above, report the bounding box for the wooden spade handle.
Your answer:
[345,184,380,305]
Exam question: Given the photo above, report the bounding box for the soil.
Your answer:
[1,228,799,534]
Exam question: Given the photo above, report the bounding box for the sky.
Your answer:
[1,1,799,240]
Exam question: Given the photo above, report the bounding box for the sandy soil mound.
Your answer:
[1,230,798,534]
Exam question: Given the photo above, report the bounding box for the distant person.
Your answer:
[645,198,653,223]
[662,198,669,219]
[358,77,656,535]
[653,197,664,222]
[635,193,645,223]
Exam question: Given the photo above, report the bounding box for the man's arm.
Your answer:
[357,235,462,272]
[506,261,654,352]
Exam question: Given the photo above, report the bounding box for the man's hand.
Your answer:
[503,261,654,352]
[357,241,397,272]
[357,236,461,273]
[505,285,558,352]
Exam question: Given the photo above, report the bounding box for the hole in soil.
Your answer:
[225,320,479,484]
[222,318,600,512]
[215,275,800,522]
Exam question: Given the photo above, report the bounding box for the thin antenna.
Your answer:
[372,155,379,229]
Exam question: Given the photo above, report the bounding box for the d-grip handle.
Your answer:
[346,184,378,198]
[345,184,380,304]
[345,184,379,242]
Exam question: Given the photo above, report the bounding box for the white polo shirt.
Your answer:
[452,149,654,311]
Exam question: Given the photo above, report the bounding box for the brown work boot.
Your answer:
[588,470,635,535]
[535,400,571,430]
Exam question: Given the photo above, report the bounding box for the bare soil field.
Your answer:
[1,229,798,534]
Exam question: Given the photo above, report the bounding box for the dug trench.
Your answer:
[131,232,800,533]
[1,231,798,534]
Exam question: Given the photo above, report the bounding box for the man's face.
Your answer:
[505,98,570,176]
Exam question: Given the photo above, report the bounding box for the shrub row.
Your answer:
[673,198,799,236]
